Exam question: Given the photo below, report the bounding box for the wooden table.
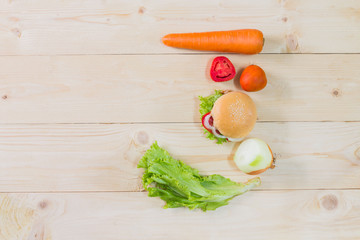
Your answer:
[0,1,359,239]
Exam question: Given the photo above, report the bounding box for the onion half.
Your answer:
[233,138,275,174]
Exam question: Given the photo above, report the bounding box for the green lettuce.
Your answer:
[199,90,228,144]
[138,142,261,211]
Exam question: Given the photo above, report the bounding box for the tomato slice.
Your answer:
[210,56,236,82]
[201,112,213,133]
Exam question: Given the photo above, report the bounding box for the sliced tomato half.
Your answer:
[210,56,236,82]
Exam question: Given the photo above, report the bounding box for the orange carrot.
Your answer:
[162,29,264,54]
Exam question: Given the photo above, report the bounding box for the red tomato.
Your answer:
[201,112,213,133]
[239,65,267,92]
[210,56,236,82]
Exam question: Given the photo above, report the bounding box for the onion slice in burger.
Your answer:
[202,112,245,141]
[233,138,275,174]
[202,112,242,141]
[202,112,227,139]
[226,137,244,142]
[211,128,227,139]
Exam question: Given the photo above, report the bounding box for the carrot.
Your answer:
[162,29,264,54]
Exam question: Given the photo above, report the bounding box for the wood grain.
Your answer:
[0,54,359,123]
[0,122,358,192]
[0,191,359,240]
[0,0,359,54]
[0,1,359,238]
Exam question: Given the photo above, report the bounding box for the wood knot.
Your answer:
[281,17,288,22]
[355,146,360,160]
[11,28,21,38]
[286,34,298,52]
[138,7,146,14]
[321,194,338,211]
[136,131,149,145]
[332,88,341,97]
[9,16,19,22]
[38,200,48,209]
[2,95,8,100]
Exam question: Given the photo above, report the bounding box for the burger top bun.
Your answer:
[211,91,257,138]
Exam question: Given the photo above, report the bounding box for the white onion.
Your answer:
[226,137,244,142]
[211,128,227,139]
[203,114,227,139]
[233,138,274,174]
[204,114,242,141]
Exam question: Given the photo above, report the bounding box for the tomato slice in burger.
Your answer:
[210,56,236,82]
[201,112,213,133]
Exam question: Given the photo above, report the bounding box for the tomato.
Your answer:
[201,112,213,133]
[239,65,267,92]
[210,56,236,82]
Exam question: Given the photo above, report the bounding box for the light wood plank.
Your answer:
[0,54,359,123]
[0,191,359,240]
[0,122,358,192]
[0,0,359,54]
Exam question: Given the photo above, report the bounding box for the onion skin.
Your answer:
[247,144,275,175]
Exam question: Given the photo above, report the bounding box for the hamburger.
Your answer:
[199,90,257,143]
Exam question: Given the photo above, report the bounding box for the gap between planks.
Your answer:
[0,53,360,57]
[0,188,359,194]
[0,121,359,125]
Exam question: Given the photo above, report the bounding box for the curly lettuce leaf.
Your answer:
[199,90,223,116]
[198,90,227,144]
[138,142,261,211]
